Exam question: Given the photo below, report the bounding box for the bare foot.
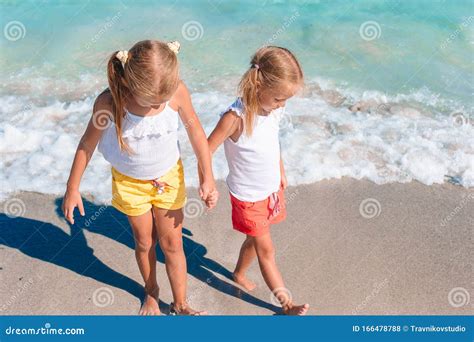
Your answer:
[170,302,208,316]
[139,288,161,315]
[233,272,257,291]
[283,303,309,316]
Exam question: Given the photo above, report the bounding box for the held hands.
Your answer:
[61,188,85,225]
[206,189,219,209]
[199,180,219,210]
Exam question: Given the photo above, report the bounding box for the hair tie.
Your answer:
[251,63,260,70]
[116,50,129,68]
[167,41,180,54]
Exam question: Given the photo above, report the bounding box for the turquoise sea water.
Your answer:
[0,0,473,200]
[1,0,473,101]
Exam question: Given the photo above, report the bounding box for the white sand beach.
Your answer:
[1,179,472,315]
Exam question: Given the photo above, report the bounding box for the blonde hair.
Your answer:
[238,46,303,136]
[107,40,179,152]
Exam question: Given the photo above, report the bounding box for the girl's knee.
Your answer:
[134,230,157,253]
[135,237,155,253]
[159,235,183,255]
[243,235,255,247]
[255,242,275,261]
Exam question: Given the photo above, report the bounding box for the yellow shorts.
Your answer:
[111,159,187,216]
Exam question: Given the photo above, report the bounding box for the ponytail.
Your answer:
[107,51,132,153]
[238,64,260,136]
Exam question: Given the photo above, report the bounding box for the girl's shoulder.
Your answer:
[168,80,190,112]
[218,98,244,142]
[91,89,115,128]
[94,89,114,112]
[220,98,244,118]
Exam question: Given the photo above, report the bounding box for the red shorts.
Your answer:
[230,187,286,237]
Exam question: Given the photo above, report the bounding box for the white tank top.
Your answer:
[221,98,283,202]
[98,102,180,180]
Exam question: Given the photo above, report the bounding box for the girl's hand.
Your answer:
[281,173,288,190]
[199,181,217,209]
[206,189,219,209]
[62,189,85,225]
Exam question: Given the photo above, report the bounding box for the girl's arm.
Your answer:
[175,82,216,205]
[207,110,241,155]
[198,110,241,183]
[62,93,110,224]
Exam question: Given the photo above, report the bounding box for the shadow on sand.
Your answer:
[0,197,280,314]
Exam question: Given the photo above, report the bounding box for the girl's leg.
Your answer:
[152,207,206,315]
[253,232,309,315]
[233,235,257,291]
[128,210,161,315]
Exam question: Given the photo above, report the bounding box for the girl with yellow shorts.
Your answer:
[62,40,218,315]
